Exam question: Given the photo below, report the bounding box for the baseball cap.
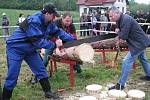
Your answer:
[43,3,60,17]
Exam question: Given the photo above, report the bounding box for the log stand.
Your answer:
[48,55,77,89]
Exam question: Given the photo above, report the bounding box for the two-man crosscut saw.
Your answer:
[63,33,117,48]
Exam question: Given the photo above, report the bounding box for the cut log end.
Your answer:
[79,96,96,100]
[127,90,145,100]
[108,90,127,98]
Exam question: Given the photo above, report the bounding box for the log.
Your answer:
[91,38,127,49]
[53,43,94,63]
[91,35,150,49]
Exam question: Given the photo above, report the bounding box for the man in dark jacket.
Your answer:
[2,3,75,100]
[108,7,150,90]
[43,12,82,73]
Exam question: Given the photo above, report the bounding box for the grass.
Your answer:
[0,9,149,99]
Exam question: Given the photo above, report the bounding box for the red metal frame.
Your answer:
[95,48,136,69]
[48,57,76,89]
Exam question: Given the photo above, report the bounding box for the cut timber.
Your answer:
[86,84,102,95]
[91,38,127,49]
[79,96,96,100]
[54,43,94,63]
[91,35,150,49]
[108,90,127,99]
[127,90,145,100]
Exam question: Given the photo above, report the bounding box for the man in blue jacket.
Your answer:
[2,3,75,100]
[108,7,150,90]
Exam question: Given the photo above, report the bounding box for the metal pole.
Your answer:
[68,0,70,11]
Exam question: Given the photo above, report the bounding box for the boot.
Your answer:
[139,76,150,81]
[39,78,59,99]
[30,75,38,84]
[73,64,82,73]
[108,83,124,90]
[2,88,13,100]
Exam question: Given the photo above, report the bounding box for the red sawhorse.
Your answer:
[48,55,77,89]
[95,48,137,69]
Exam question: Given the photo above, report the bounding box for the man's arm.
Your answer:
[25,23,56,49]
[47,23,76,43]
[117,16,132,40]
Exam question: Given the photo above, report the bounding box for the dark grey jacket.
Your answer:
[117,14,150,56]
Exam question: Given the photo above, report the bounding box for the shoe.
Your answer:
[45,92,59,99]
[108,83,124,90]
[30,75,38,84]
[139,76,150,81]
[2,88,13,100]
[73,64,82,73]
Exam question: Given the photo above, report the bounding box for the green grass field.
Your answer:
[0,9,149,100]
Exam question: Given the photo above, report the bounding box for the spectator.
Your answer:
[91,13,97,36]
[17,13,26,25]
[100,11,108,34]
[80,13,88,36]
[1,13,9,41]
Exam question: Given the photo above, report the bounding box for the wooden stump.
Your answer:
[127,90,145,100]
[79,96,96,100]
[108,90,127,99]
[86,84,102,95]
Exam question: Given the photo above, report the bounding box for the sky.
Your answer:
[134,0,150,4]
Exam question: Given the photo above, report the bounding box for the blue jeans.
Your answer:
[5,43,48,90]
[118,50,150,86]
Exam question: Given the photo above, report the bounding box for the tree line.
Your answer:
[0,0,149,13]
[0,0,76,11]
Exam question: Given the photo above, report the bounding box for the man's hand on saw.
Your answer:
[55,39,63,47]
[115,36,126,46]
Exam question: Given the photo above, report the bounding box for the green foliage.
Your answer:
[0,0,77,11]
[129,0,150,14]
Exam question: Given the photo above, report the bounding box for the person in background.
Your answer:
[2,3,75,100]
[100,11,108,34]
[17,13,26,25]
[43,12,82,73]
[80,13,88,37]
[108,7,150,90]
[91,12,98,36]
[2,13,9,41]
